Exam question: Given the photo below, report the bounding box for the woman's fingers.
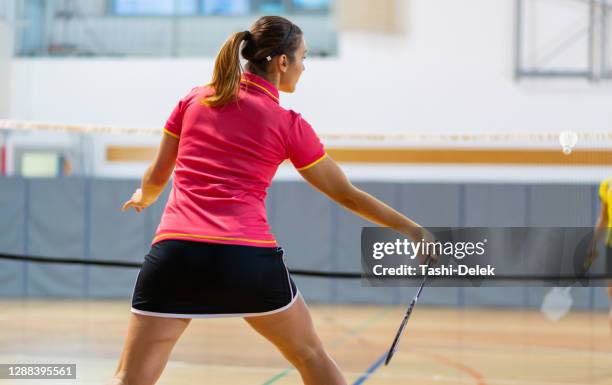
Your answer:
[121,200,132,212]
[121,199,144,213]
[121,189,146,212]
[418,228,438,263]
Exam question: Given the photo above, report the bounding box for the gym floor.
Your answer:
[1,300,610,385]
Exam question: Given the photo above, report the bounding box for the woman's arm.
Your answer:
[122,132,179,213]
[298,156,428,242]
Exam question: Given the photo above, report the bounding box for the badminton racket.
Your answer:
[541,237,598,321]
[384,257,434,366]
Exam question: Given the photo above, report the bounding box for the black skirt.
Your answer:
[131,240,298,318]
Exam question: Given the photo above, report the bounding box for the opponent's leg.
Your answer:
[107,313,190,385]
[608,281,612,331]
[608,244,612,331]
[245,295,347,385]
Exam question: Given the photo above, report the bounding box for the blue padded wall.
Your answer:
[0,177,605,311]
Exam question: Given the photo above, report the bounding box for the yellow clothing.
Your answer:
[599,177,612,246]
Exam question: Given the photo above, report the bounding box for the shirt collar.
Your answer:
[241,72,280,104]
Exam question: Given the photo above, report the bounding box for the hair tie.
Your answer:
[243,30,252,41]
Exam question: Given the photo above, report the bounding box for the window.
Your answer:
[292,0,330,12]
[251,0,285,14]
[113,0,198,16]
[0,3,8,20]
[201,0,249,16]
[20,151,61,177]
[112,0,333,16]
[19,0,337,57]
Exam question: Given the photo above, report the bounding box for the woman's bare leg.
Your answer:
[107,313,191,385]
[245,295,347,385]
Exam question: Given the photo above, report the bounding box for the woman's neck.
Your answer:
[246,67,280,89]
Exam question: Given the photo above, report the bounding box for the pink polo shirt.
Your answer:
[153,72,326,247]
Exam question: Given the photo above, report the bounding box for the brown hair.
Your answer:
[202,16,303,108]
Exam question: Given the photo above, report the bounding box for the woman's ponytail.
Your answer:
[202,31,250,108]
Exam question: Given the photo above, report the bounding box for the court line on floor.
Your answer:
[350,346,489,385]
[422,351,487,385]
[258,307,394,385]
[409,340,612,357]
[349,369,600,385]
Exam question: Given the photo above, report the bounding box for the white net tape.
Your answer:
[1,119,611,145]
[0,120,161,136]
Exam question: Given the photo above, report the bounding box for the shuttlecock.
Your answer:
[559,131,578,155]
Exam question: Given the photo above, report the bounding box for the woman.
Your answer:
[110,16,429,385]
[590,176,612,330]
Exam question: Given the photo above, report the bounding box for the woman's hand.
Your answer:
[414,227,438,264]
[121,188,154,213]
[120,130,179,214]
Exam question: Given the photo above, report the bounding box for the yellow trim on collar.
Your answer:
[241,79,279,102]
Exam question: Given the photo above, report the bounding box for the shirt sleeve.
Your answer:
[286,113,326,170]
[163,88,198,139]
[599,178,610,202]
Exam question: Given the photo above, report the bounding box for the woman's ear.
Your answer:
[279,54,289,73]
